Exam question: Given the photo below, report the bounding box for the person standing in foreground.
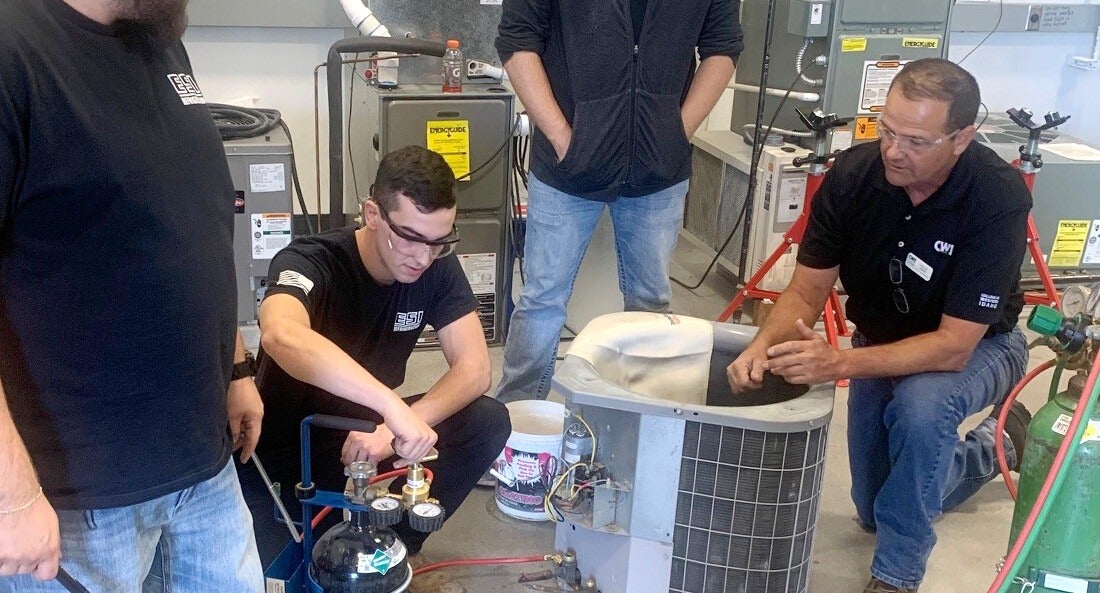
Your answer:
[0,0,266,590]
[727,58,1033,593]
[493,0,744,402]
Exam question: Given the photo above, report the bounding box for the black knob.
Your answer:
[368,497,403,527]
[408,502,446,532]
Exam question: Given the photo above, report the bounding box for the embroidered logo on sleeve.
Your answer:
[979,293,1000,309]
[166,73,206,105]
[276,270,315,295]
[394,311,424,332]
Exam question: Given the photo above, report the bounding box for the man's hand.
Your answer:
[384,405,436,466]
[227,378,264,462]
[727,344,770,394]
[764,319,845,385]
[0,494,60,580]
[550,126,572,162]
[342,425,395,465]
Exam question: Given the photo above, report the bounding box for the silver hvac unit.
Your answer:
[225,127,295,326]
[551,313,835,593]
[975,115,1100,272]
[732,0,952,147]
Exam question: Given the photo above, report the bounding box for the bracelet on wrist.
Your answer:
[0,486,43,515]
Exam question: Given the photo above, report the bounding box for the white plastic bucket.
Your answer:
[494,400,566,521]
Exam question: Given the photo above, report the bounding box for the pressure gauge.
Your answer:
[408,501,446,533]
[1062,284,1092,318]
[368,496,402,527]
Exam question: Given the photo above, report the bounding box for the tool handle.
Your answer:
[56,567,90,593]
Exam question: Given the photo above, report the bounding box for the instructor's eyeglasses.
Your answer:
[879,121,961,155]
[378,206,460,260]
[889,258,910,314]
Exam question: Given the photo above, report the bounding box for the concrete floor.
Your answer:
[372,239,1059,593]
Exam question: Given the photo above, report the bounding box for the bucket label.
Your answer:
[496,446,558,511]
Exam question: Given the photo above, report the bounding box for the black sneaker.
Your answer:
[991,401,1032,471]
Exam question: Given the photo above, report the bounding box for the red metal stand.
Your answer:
[1016,168,1062,310]
[1007,107,1067,311]
[715,168,849,347]
[716,110,851,385]
[717,111,849,340]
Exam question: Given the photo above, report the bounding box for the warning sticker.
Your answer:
[249,163,286,193]
[775,174,806,224]
[356,540,407,575]
[1049,220,1091,267]
[854,116,878,140]
[859,61,907,114]
[426,120,471,180]
[1081,220,1100,265]
[458,252,497,294]
[902,38,939,49]
[1051,414,1100,443]
[251,213,293,260]
[842,38,867,53]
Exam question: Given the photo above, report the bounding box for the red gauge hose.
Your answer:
[995,359,1056,500]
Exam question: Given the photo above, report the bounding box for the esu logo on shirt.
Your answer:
[394,311,424,332]
[166,73,206,105]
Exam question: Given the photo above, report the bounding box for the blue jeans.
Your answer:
[847,328,1028,589]
[497,173,688,403]
[0,460,263,593]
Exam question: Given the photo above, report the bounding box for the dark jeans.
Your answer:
[238,394,510,566]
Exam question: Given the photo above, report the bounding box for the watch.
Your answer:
[231,351,257,381]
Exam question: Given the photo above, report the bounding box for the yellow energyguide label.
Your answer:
[426,120,471,180]
[1049,220,1091,267]
[902,38,939,49]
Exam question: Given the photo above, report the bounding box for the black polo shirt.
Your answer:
[798,141,1032,345]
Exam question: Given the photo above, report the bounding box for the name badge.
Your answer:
[905,252,933,282]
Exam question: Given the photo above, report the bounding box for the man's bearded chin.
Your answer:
[114,0,189,45]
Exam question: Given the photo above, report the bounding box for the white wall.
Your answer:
[950,31,1100,144]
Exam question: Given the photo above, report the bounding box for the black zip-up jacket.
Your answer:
[496,0,743,201]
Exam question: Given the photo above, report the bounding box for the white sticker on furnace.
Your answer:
[251,213,293,260]
[249,163,286,193]
[458,252,497,294]
[1082,219,1100,265]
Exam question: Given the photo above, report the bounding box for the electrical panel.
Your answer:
[224,127,295,326]
[732,0,952,147]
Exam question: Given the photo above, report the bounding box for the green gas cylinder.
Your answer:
[1008,372,1100,591]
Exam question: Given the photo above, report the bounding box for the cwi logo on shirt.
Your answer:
[394,311,424,332]
[167,73,206,105]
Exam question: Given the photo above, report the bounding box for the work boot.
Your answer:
[992,401,1032,471]
[862,577,918,592]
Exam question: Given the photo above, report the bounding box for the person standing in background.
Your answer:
[494,0,744,403]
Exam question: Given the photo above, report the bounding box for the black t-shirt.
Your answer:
[0,0,238,508]
[798,141,1032,344]
[255,227,478,452]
